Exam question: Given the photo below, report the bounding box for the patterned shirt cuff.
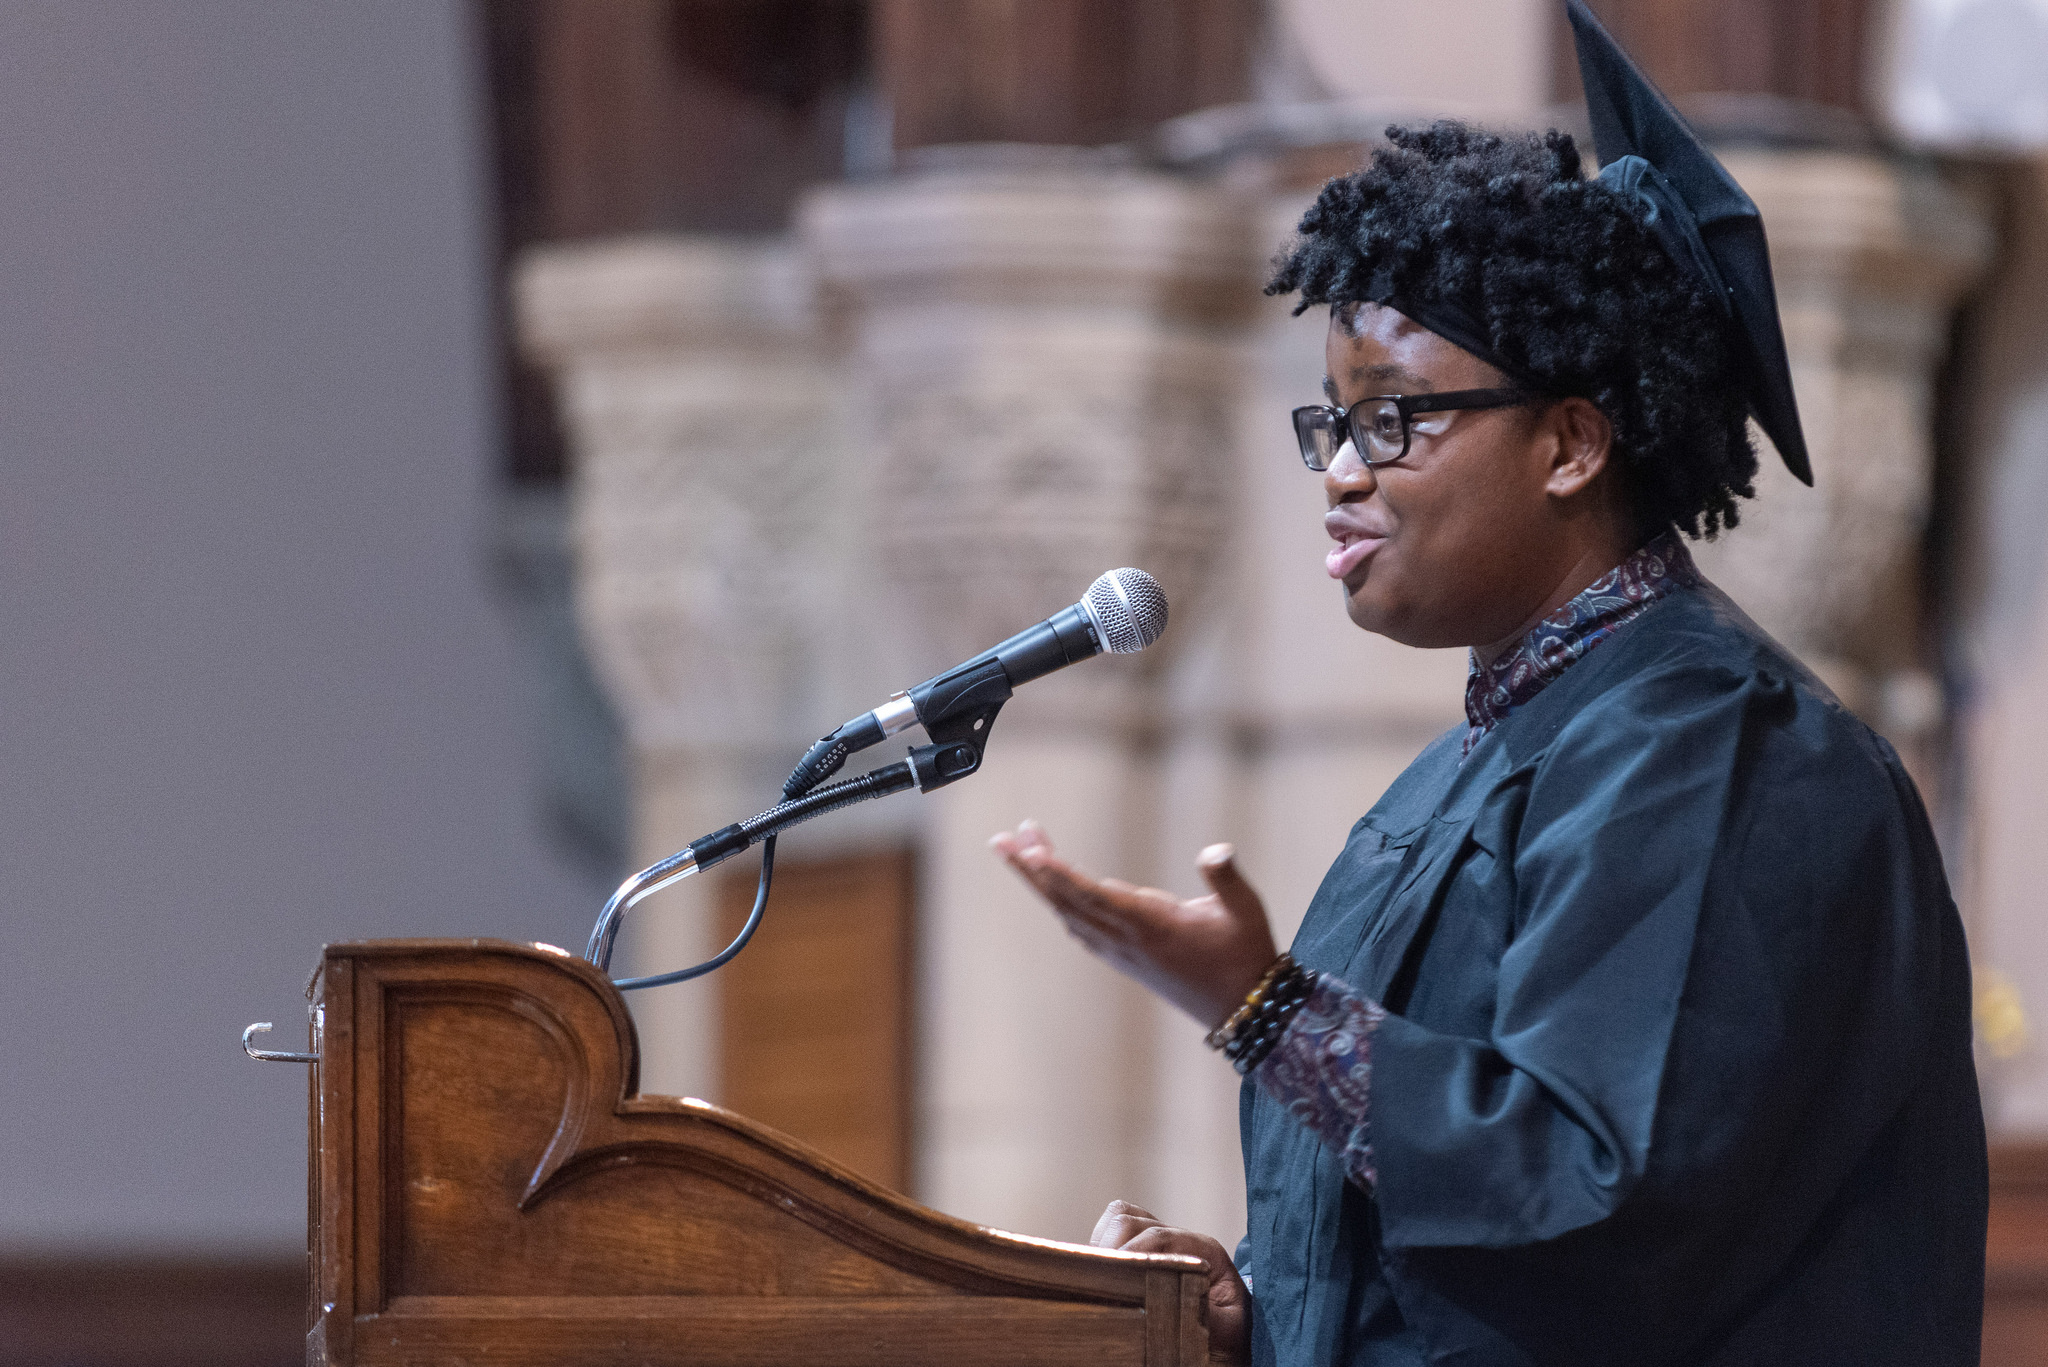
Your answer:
[1249,974,1387,1186]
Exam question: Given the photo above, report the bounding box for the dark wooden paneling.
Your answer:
[874,0,1259,149]
[0,1256,304,1367]
[481,0,867,244]
[718,849,916,1192]
[479,0,871,484]
[1555,0,1876,115]
[548,0,863,238]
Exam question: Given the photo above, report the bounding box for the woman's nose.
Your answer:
[1323,439,1377,506]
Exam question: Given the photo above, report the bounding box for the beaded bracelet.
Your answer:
[1204,954,1295,1050]
[1205,954,1319,1075]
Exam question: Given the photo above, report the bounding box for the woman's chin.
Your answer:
[1338,552,1418,638]
[1342,582,1397,636]
[1343,584,1460,649]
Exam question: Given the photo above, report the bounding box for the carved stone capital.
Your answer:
[800,165,1261,719]
[516,238,839,756]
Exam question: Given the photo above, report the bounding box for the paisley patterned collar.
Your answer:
[1463,531,1701,756]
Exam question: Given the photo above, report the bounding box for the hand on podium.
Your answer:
[989,820,1279,1031]
[991,824,1272,1365]
[1091,1199,1251,1366]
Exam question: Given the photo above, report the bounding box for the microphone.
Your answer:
[784,567,1168,798]
[584,568,1168,981]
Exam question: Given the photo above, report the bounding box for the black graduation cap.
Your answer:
[1567,0,1813,485]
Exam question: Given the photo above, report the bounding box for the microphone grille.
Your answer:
[1083,568,1169,655]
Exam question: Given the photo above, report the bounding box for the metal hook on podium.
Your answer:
[242,1022,318,1063]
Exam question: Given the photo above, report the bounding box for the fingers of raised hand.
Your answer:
[992,827,1080,894]
[989,826,1187,928]
[1004,849,1119,922]
[1196,844,1269,924]
[1008,850,1107,923]
[990,818,1054,860]
[1005,873,1122,955]
[1046,870,1190,949]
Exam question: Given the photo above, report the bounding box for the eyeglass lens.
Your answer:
[1293,408,1343,470]
[1292,400,1406,471]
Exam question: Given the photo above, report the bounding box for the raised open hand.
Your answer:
[989,819,1278,1030]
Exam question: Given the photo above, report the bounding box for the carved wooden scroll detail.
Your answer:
[307,938,1209,1366]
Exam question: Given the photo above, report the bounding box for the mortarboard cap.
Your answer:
[1567,0,1813,485]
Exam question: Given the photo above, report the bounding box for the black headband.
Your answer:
[1353,267,1552,393]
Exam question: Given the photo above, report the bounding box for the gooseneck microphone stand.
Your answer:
[581,566,1168,991]
[581,658,1011,989]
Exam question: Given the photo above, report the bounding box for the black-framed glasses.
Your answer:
[1291,389,1539,471]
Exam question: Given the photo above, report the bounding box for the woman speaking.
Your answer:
[991,5,1986,1364]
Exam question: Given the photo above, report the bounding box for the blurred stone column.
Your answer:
[516,237,841,1099]
[1943,159,2048,1131]
[802,163,1257,1239]
[1691,150,1989,768]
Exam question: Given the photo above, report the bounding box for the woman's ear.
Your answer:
[1543,397,1614,499]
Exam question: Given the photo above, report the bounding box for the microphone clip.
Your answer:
[786,652,1013,802]
[903,655,1010,793]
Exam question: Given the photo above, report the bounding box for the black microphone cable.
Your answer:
[604,759,917,990]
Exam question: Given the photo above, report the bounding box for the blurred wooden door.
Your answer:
[716,850,916,1192]
[1986,1143,2048,1365]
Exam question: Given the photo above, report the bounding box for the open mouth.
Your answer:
[1325,531,1385,580]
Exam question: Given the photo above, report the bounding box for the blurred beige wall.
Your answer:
[1278,0,1554,116]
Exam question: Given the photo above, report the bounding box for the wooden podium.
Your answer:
[304,938,1211,1366]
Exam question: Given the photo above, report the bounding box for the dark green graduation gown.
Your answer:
[1238,583,1985,1366]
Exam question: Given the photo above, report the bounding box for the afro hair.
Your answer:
[1267,121,1759,539]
